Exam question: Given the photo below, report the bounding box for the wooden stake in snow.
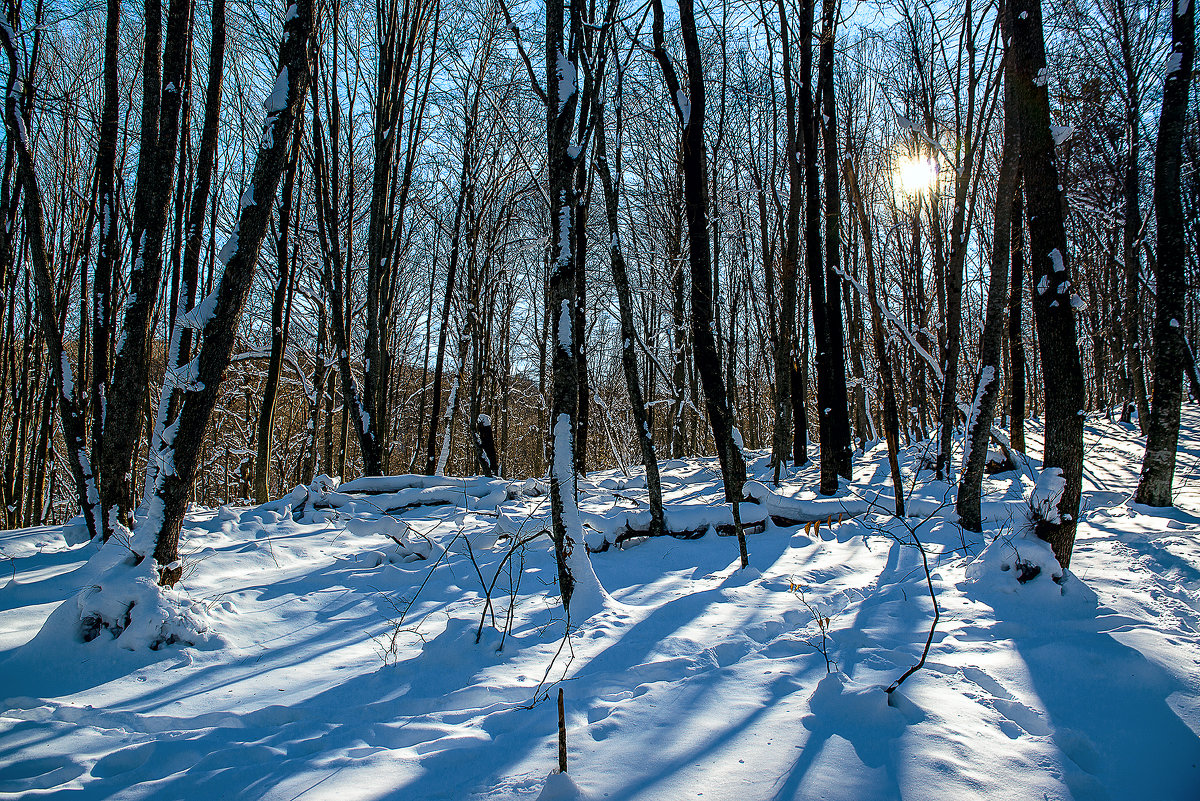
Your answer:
[557,687,567,774]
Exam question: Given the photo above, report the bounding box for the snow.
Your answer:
[263,67,289,114]
[1049,248,1066,273]
[2,414,1199,799]
[556,52,576,112]
[675,89,691,124]
[557,299,573,352]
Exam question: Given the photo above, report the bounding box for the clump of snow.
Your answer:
[537,771,585,800]
[75,533,217,651]
[1029,466,1066,525]
[964,469,1081,599]
[965,526,1063,592]
[61,515,91,546]
[306,473,340,504]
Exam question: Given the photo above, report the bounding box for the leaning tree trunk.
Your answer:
[958,13,1019,533]
[1135,0,1193,507]
[143,0,313,586]
[595,101,667,539]
[425,112,474,476]
[652,0,750,567]
[0,23,100,540]
[143,0,226,506]
[1008,0,1086,569]
[936,0,981,483]
[99,0,194,537]
[844,159,905,517]
[252,138,301,504]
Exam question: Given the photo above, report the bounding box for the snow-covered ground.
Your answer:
[2,411,1199,800]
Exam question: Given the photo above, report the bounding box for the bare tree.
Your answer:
[1135,0,1194,507]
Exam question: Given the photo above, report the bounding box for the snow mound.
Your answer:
[1028,467,1066,525]
[963,466,1096,602]
[537,772,585,801]
[965,528,1063,592]
[75,539,216,651]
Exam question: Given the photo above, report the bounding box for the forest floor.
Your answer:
[1,410,1199,800]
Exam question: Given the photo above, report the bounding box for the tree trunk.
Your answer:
[1135,0,1193,507]
[653,0,749,566]
[959,14,1018,532]
[1009,176,1027,452]
[90,0,121,479]
[99,0,194,537]
[595,100,667,538]
[771,0,800,483]
[1009,0,1086,569]
[844,158,905,517]
[143,0,313,585]
[253,138,301,504]
[818,0,852,481]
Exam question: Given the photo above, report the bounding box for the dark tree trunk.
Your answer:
[818,0,852,481]
[797,0,836,494]
[253,138,301,504]
[1135,0,1193,507]
[99,0,194,537]
[651,0,749,565]
[546,0,585,611]
[845,159,904,517]
[959,15,1019,532]
[144,0,313,585]
[1009,177,1027,452]
[1009,0,1086,569]
[771,0,800,483]
[425,125,472,476]
[595,100,667,538]
[90,0,121,477]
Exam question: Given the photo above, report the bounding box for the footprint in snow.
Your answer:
[960,666,1052,737]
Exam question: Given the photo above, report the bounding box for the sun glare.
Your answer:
[893,155,939,196]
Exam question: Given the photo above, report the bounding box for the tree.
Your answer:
[98,0,195,537]
[140,0,314,586]
[1135,0,1194,506]
[652,0,751,567]
[1008,0,1086,568]
[958,0,1020,532]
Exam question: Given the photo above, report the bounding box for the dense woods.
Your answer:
[0,0,1195,581]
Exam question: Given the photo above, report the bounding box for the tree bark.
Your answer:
[959,9,1018,532]
[99,0,194,536]
[1009,177,1027,452]
[143,0,313,585]
[1134,0,1193,507]
[1009,0,1086,569]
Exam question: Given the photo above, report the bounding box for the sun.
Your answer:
[893,155,939,196]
